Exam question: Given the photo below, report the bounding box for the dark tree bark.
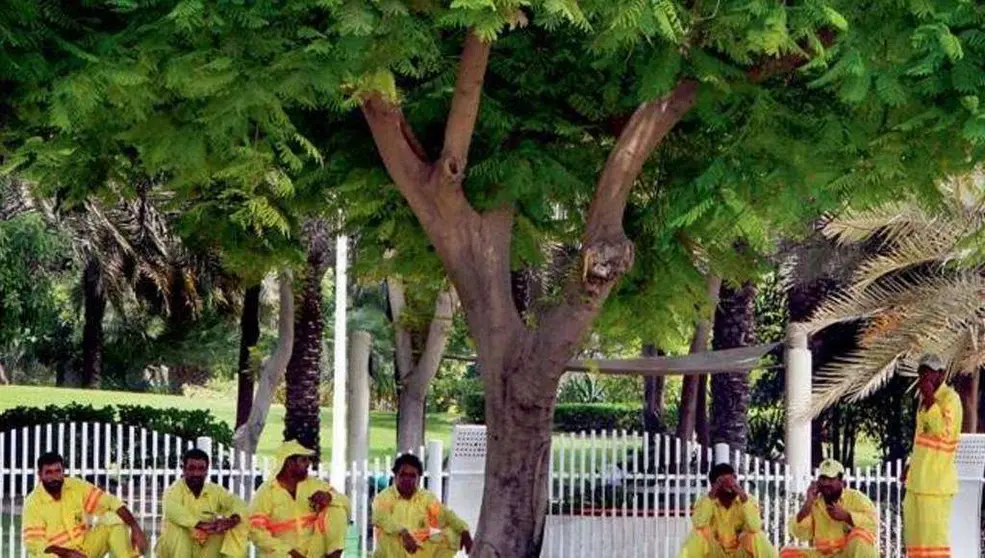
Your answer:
[81,259,105,388]
[642,344,665,434]
[236,284,262,428]
[709,281,757,452]
[678,275,721,442]
[284,219,332,454]
[954,371,980,433]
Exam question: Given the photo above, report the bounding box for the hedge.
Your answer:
[461,390,642,433]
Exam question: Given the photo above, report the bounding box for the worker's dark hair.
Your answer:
[36,452,64,471]
[392,453,424,475]
[708,463,735,484]
[182,448,210,466]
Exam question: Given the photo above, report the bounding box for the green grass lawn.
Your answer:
[0,385,456,460]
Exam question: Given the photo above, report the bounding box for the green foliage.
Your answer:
[553,404,642,432]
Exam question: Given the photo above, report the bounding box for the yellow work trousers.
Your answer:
[779,536,878,558]
[903,492,953,558]
[155,522,249,558]
[677,530,778,558]
[29,523,140,558]
[373,530,460,558]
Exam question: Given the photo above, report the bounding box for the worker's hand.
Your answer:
[826,504,852,524]
[460,530,474,553]
[724,476,748,502]
[289,550,306,558]
[212,515,240,534]
[130,524,149,554]
[45,547,88,558]
[708,477,722,499]
[400,529,421,553]
[901,466,909,484]
[805,481,818,504]
[309,490,333,512]
[195,520,217,533]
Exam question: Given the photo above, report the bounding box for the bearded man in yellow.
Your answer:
[676,463,777,558]
[903,354,962,558]
[371,453,473,558]
[22,452,148,558]
[780,459,877,558]
[156,448,249,558]
[248,441,350,558]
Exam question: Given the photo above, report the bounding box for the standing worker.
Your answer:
[371,454,473,558]
[677,463,778,558]
[22,452,148,557]
[903,353,962,558]
[248,440,350,558]
[781,459,877,558]
[157,447,249,558]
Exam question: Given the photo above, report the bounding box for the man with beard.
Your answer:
[22,452,147,558]
[903,353,961,558]
[371,453,472,558]
[156,448,249,558]
[780,459,877,558]
[676,463,777,558]
[248,440,349,558]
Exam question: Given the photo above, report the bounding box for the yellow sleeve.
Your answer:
[923,403,945,434]
[741,497,763,532]
[81,480,123,515]
[371,491,405,536]
[789,505,813,541]
[942,390,962,439]
[218,487,248,518]
[330,489,351,514]
[247,485,294,557]
[845,491,877,535]
[163,485,200,529]
[690,497,715,529]
[433,496,469,534]
[22,495,51,556]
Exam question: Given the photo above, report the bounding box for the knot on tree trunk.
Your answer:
[438,155,466,186]
[580,238,634,296]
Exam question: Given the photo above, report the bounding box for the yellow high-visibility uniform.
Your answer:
[248,478,350,557]
[904,383,961,558]
[677,495,778,558]
[22,477,139,558]
[371,486,469,558]
[779,488,878,558]
[156,478,249,558]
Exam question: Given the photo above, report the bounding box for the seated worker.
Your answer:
[157,447,249,558]
[22,452,148,558]
[248,440,350,558]
[780,459,877,558]
[371,453,473,558]
[677,462,778,558]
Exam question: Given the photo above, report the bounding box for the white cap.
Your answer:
[918,353,945,372]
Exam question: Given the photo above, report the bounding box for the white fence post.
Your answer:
[784,323,812,492]
[196,436,213,461]
[426,440,443,499]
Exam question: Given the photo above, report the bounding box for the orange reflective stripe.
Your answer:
[915,435,958,453]
[849,528,875,545]
[83,487,103,513]
[906,548,951,558]
[249,514,271,527]
[264,514,318,535]
[411,528,432,543]
[780,550,809,558]
[48,525,87,546]
[695,527,712,540]
[426,502,441,529]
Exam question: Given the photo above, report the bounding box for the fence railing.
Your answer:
[0,423,906,557]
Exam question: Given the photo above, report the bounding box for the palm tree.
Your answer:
[805,175,985,431]
[709,280,757,452]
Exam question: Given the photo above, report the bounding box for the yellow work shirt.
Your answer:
[22,477,123,555]
[789,488,877,553]
[161,479,247,541]
[248,478,349,557]
[371,486,468,546]
[907,383,962,495]
[689,495,764,553]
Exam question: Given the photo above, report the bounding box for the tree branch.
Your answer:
[413,288,457,388]
[439,33,492,187]
[386,277,414,383]
[361,94,433,214]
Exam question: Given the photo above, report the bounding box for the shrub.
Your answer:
[553,404,641,432]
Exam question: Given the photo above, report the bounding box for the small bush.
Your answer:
[553,403,641,432]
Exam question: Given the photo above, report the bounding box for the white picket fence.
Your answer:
[0,423,907,557]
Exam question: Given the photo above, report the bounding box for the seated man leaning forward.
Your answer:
[22,452,148,558]
[780,459,877,558]
[372,454,473,558]
[156,447,249,558]
[248,440,350,558]
[677,463,778,558]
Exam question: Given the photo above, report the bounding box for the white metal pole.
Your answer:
[784,323,813,491]
[331,233,349,489]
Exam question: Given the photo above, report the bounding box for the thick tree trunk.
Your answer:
[642,344,665,434]
[397,386,427,453]
[236,284,262,428]
[234,273,294,454]
[678,275,721,441]
[695,375,710,447]
[81,259,105,388]
[347,331,372,469]
[285,219,332,454]
[710,281,757,453]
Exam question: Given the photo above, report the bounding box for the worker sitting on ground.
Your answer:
[22,451,148,558]
[677,462,778,558]
[248,440,350,558]
[780,459,877,558]
[371,453,473,558]
[157,447,249,558]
